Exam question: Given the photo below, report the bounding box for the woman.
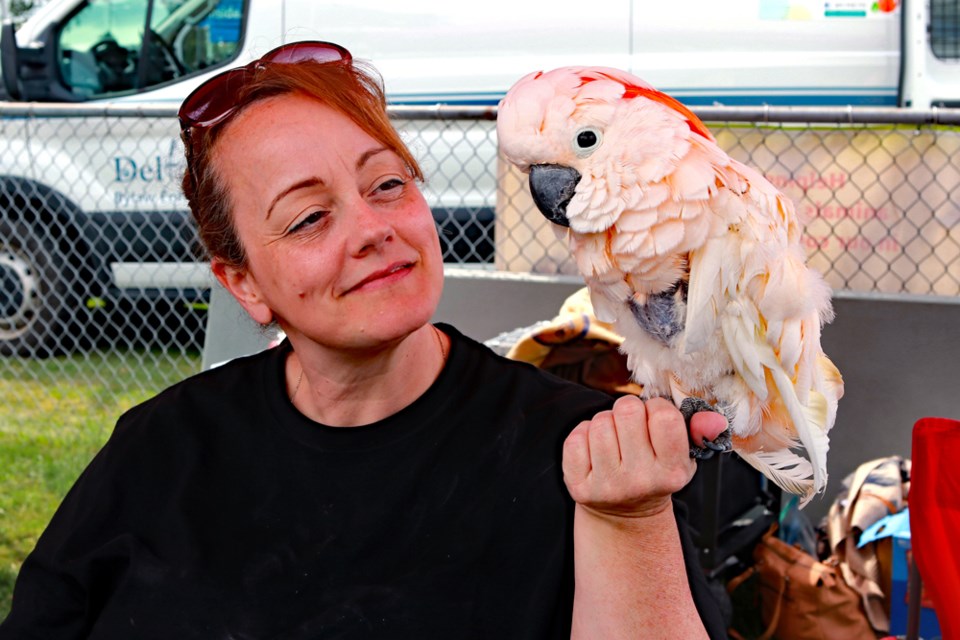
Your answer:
[0,42,727,638]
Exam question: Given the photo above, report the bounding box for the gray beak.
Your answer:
[528,164,581,228]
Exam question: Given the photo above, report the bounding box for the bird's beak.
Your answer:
[528,164,581,228]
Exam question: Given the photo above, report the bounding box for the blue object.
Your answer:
[859,508,910,547]
[858,509,942,639]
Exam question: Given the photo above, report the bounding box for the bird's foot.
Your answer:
[679,397,733,460]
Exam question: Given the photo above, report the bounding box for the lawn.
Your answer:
[0,350,200,619]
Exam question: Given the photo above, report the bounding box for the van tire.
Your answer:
[0,219,80,358]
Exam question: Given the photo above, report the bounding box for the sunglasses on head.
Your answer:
[178,40,352,133]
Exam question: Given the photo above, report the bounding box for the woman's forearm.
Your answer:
[570,503,708,640]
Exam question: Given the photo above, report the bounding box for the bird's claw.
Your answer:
[679,397,733,460]
[691,427,732,460]
[690,447,717,460]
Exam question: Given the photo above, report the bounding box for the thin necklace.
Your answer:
[433,325,447,363]
[290,362,303,402]
[290,327,445,403]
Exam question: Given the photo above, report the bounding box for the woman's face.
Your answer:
[211,93,443,352]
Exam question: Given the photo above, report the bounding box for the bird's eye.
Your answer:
[573,127,602,156]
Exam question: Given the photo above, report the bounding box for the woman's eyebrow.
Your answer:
[266,177,325,220]
[264,147,391,219]
[356,146,390,170]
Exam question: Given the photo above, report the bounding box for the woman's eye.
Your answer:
[288,211,327,234]
[375,177,406,194]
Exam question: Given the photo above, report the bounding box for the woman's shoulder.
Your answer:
[114,343,287,441]
[440,323,614,414]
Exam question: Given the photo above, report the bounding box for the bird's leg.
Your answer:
[679,397,733,460]
[626,281,686,346]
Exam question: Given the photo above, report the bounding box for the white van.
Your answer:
[1,0,959,356]
[7,0,960,107]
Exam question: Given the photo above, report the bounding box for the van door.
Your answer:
[901,0,960,107]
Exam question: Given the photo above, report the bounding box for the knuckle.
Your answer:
[647,403,683,431]
[568,419,591,438]
[589,409,614,427]
[645,396,674,411]
[612,395,646,421]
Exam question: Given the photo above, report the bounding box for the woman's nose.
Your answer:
[349,198,394,256]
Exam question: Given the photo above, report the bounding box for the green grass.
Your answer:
[0,350,200,620]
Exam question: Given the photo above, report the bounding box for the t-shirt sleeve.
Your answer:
[0,410,146,638]
[0,550,89,637]
[673,498,729,639]
[0,448,113,637]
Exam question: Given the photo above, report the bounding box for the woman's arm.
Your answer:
[563,396,725,639]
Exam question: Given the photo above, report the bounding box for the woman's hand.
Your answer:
[562,395,727,520]
[565,396,725,638]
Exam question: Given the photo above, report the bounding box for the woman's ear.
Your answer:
[210,257,274,325]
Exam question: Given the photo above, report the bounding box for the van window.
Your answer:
[57,0,244,99]
[930,0,960,60]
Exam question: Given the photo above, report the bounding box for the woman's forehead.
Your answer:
[228,94,355,141]
[212,95,403,215]
[214,95,382,172]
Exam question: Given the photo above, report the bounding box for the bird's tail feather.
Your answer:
[763,355,830,495]
[738,449,816,507]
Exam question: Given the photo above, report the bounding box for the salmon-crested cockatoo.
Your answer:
[497,67,843,506]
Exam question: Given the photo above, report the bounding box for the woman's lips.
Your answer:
[344,261,414,294]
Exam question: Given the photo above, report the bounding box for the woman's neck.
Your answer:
[284,324,448,427]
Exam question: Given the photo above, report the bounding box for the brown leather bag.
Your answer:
[729,527,876,640]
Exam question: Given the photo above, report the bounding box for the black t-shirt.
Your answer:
[0,324,725,639]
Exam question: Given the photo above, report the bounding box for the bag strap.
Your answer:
[726,565,755,594]
[753,527,794,640]
[725,534,791,640]
[727,526,799,640]
[858,490,898,515]
[725,565,755,640]
[757,570,789,640]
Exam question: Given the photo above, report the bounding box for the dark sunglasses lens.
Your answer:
[266,42,349,65]
[180,69,249,127]
[179,42,351,128]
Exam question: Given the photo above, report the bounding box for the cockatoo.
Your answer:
[497,67,843,506]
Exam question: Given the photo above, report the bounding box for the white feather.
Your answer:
[776,318,803,374]
[739,450,816,506]
[590,283,625,323]
[683,236,725,353]
[762,352,830,494]
[720,302,767,399]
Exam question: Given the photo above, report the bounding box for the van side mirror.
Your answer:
[1,16,79,102]
[2,18,22,99]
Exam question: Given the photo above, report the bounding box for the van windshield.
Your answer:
[57,0,244,99]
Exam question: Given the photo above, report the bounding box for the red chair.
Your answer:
[910,416,960,640]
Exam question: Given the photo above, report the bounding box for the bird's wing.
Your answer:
[706,170,835,501]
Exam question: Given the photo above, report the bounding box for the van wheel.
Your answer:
[0,219,80,358]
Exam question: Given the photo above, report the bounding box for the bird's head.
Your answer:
[497,66,714,233]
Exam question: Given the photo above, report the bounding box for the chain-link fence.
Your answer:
[495,107,960,297]
[2,103,960,429]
